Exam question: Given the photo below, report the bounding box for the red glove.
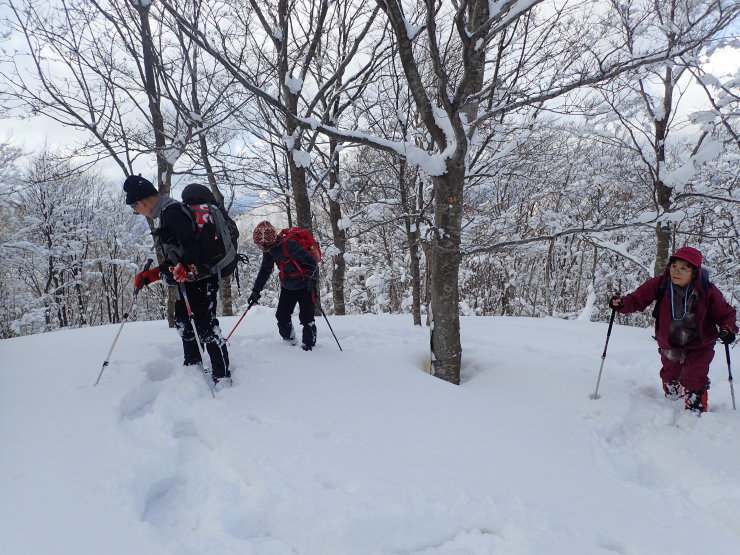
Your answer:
[170,263,198,283]
[135,267,161,289]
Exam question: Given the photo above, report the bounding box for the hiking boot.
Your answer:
[301,322,317,350]
[685,390,708,413]
[279,322,295,343]
[182,338,202,366]
[662,380,682,400]
[212,375,232,392]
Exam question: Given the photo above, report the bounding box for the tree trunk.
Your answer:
[652,66,675,276]
[328,197,347,315]
[421,241,432,318]
[408,230,423,326]
[192,60,234,316]
[425,0,488,382]
[202,148,234,317]
[137,3,176,325]
[399,158,422,325]
[328,137,347,315]
[75,279,87,326]
[288,153,312,230]
[275,0,313,232]
[429,165,464,384]
[654,183,672,275]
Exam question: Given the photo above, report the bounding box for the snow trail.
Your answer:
[2,313,739,554]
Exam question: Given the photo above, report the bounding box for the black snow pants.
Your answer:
[275,286,316,348]
[174,275,230,378]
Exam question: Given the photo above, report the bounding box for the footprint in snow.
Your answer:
[119,381,164,420]
[149,345,183,381]
[141,476,186,527]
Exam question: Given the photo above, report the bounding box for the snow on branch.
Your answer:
[460,217,664,256]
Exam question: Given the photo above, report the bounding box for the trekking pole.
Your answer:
[95,258,153,386]
[590,307,616,400]
[318,303,343,351]
[726,343,736,411]
[312,286,342,351]
[225,298,256,343]
[178,284,216,398]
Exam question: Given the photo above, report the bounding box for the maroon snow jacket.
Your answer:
[617,269,737,351]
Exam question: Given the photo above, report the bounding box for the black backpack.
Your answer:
[181,183,243,279]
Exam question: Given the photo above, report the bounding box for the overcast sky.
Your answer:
[1,42,737,181]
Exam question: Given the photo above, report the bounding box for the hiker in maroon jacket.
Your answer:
[609,247,737,413]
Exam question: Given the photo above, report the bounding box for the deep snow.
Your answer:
[1,309,739,554]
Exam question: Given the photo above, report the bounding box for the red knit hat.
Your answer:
[253,221,277,246]
[670,246,702,268]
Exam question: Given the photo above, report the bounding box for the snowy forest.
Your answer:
[0,0,738,384]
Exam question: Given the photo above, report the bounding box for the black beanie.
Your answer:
[123,175,158,205]
[181,183,217,205]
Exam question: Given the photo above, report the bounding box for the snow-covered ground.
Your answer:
[1,310,739,554]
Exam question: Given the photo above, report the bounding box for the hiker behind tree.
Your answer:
[123,175,230,386]
[249,221,319,351]
[609,247,737,413]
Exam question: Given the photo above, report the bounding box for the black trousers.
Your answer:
[275,287,316,347]
[174,276,230,378]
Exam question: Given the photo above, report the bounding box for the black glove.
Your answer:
[609,294,623,310]
[248,291,261,306]
[719,327,736,345]
[159,264,177,286]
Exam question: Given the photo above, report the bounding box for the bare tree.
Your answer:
[157,0,738,383]
[4,0,736,382]
[581,0,739,274]
[1,0,137,174]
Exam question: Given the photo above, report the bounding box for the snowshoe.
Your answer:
[685,390,708,413]
[212,375,232,392]
[662,380,682,400]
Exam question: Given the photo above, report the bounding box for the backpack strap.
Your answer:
[279,237,305,278]
[154,197,190,264]
[700,267,711,292]
[158,195,181,214]
[178,203,198,233]
[652,275,668,327]
[206,204,237,278]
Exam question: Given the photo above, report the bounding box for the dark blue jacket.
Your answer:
[253,236,318,292]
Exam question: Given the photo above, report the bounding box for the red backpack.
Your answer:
[278,227,323,278]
